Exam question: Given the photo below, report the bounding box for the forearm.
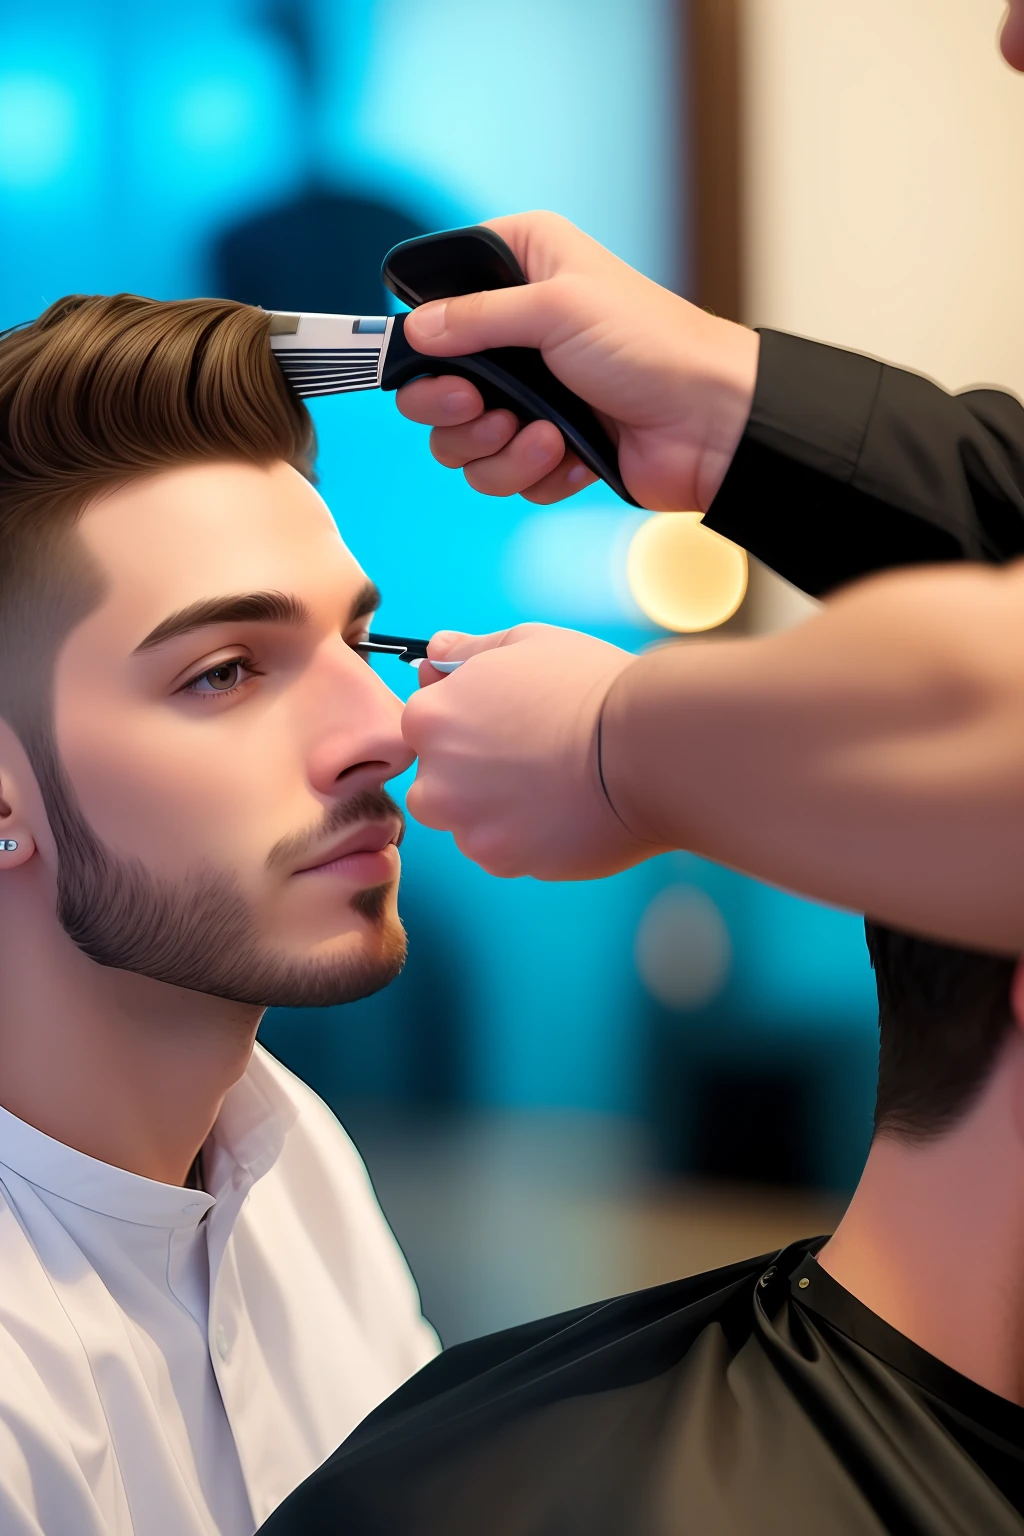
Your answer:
[601,563,1024,952]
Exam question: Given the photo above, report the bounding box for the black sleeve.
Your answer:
[702,328,1024,597]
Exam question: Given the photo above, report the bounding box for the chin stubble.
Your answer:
[30,736,407,1008]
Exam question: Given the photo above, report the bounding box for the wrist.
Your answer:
[594,678,640,837]
[690,318,760,510]
[596,652,679,847]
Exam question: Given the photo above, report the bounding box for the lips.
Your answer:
[293,818,402,877]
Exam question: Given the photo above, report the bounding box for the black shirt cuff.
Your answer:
[704,330,968,597]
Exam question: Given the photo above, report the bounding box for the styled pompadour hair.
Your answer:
[0,292,314,526]
[0,293,314,743]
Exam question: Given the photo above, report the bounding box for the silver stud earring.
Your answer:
[0,840,18,852]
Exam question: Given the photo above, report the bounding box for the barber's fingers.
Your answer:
[406,626,514,698]
[397,377,593,499]
[429,409,519,469]
[427,628,513,662]
[427,415,595,500]
[452,826,529,879]
[404,773,472,839]
[483,211,598,282]
[519,453,598,503]
[423,621,567,666]
[461,420,566,495]
[405,772,524,876]
[415,661,446,689]
[396,376,485,426]
[402,211,610,357]
[404,278,567,359]
[415,632,503,687]
[456,428,595,500]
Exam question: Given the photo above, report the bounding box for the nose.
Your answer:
[305,641,416,796]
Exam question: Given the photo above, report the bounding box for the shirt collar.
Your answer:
[0,1043,298,1228]
[204,1042,299,1196]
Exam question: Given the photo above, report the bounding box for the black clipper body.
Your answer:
[268,225,638,507]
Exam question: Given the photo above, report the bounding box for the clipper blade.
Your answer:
[268,312,392,398]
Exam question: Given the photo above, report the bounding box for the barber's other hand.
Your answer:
[397,211,759,512]
[402,624,665,880]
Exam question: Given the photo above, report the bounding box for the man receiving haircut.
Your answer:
[264,926,1024,1534]
[0,295,438,1535]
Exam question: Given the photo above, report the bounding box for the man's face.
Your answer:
[41,458,413,1008]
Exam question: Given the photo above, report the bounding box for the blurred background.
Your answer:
[1,0,1019,1345]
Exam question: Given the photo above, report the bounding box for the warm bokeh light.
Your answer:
[626,512,748,632]
[635,885,732,1011]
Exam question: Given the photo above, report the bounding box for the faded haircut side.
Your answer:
[0,293,315,758]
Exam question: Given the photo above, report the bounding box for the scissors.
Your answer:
[359,634,463,673]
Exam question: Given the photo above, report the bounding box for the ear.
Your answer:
[0,720,38,870]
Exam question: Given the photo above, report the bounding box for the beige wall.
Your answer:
[736,0,1024,633]
[741,0,1024,396]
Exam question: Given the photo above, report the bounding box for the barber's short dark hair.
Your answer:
[867,920,1017,1141]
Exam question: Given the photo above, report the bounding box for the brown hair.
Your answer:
[0,293,315,745]
[866,920,1017,1141]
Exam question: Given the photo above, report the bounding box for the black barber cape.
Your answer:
[260,333,1024,1536]
[261,1240,1024,1535]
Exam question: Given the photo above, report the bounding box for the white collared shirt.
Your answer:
[0,1043,439,1535]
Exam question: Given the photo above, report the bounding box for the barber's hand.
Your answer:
[401,624,667,880]
[397,211,759,512]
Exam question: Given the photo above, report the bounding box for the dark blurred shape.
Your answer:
[212,0,427,314]
[645,994,872,1191]
[685,0,743,319]
[690,1063,811,1186]
[216,187,425,315]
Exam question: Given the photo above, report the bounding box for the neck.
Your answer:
[818,1039,1024,1404]
[0,868,262,1186]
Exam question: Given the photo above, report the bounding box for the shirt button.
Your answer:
[215,1325,231,1362]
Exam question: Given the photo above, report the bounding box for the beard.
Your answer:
[30,736,407,1008]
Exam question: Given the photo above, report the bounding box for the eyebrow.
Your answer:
[132,579,382,654]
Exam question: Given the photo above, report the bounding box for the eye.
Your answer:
[182,657,259,698]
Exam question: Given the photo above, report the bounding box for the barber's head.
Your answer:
[866,922,1024,1142]
[0,294,411,1008]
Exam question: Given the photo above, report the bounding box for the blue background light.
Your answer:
[0,0,881,1188]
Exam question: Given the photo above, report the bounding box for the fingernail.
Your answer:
[566,463,589,485]
[410,301,448,339]
[443,389,473,415]
[528,439,554,463]
[430,630,459,652]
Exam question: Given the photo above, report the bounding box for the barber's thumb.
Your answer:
[428,628,511,662]
[404,285,550,357]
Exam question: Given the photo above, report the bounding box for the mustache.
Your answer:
[265,787,406,873]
